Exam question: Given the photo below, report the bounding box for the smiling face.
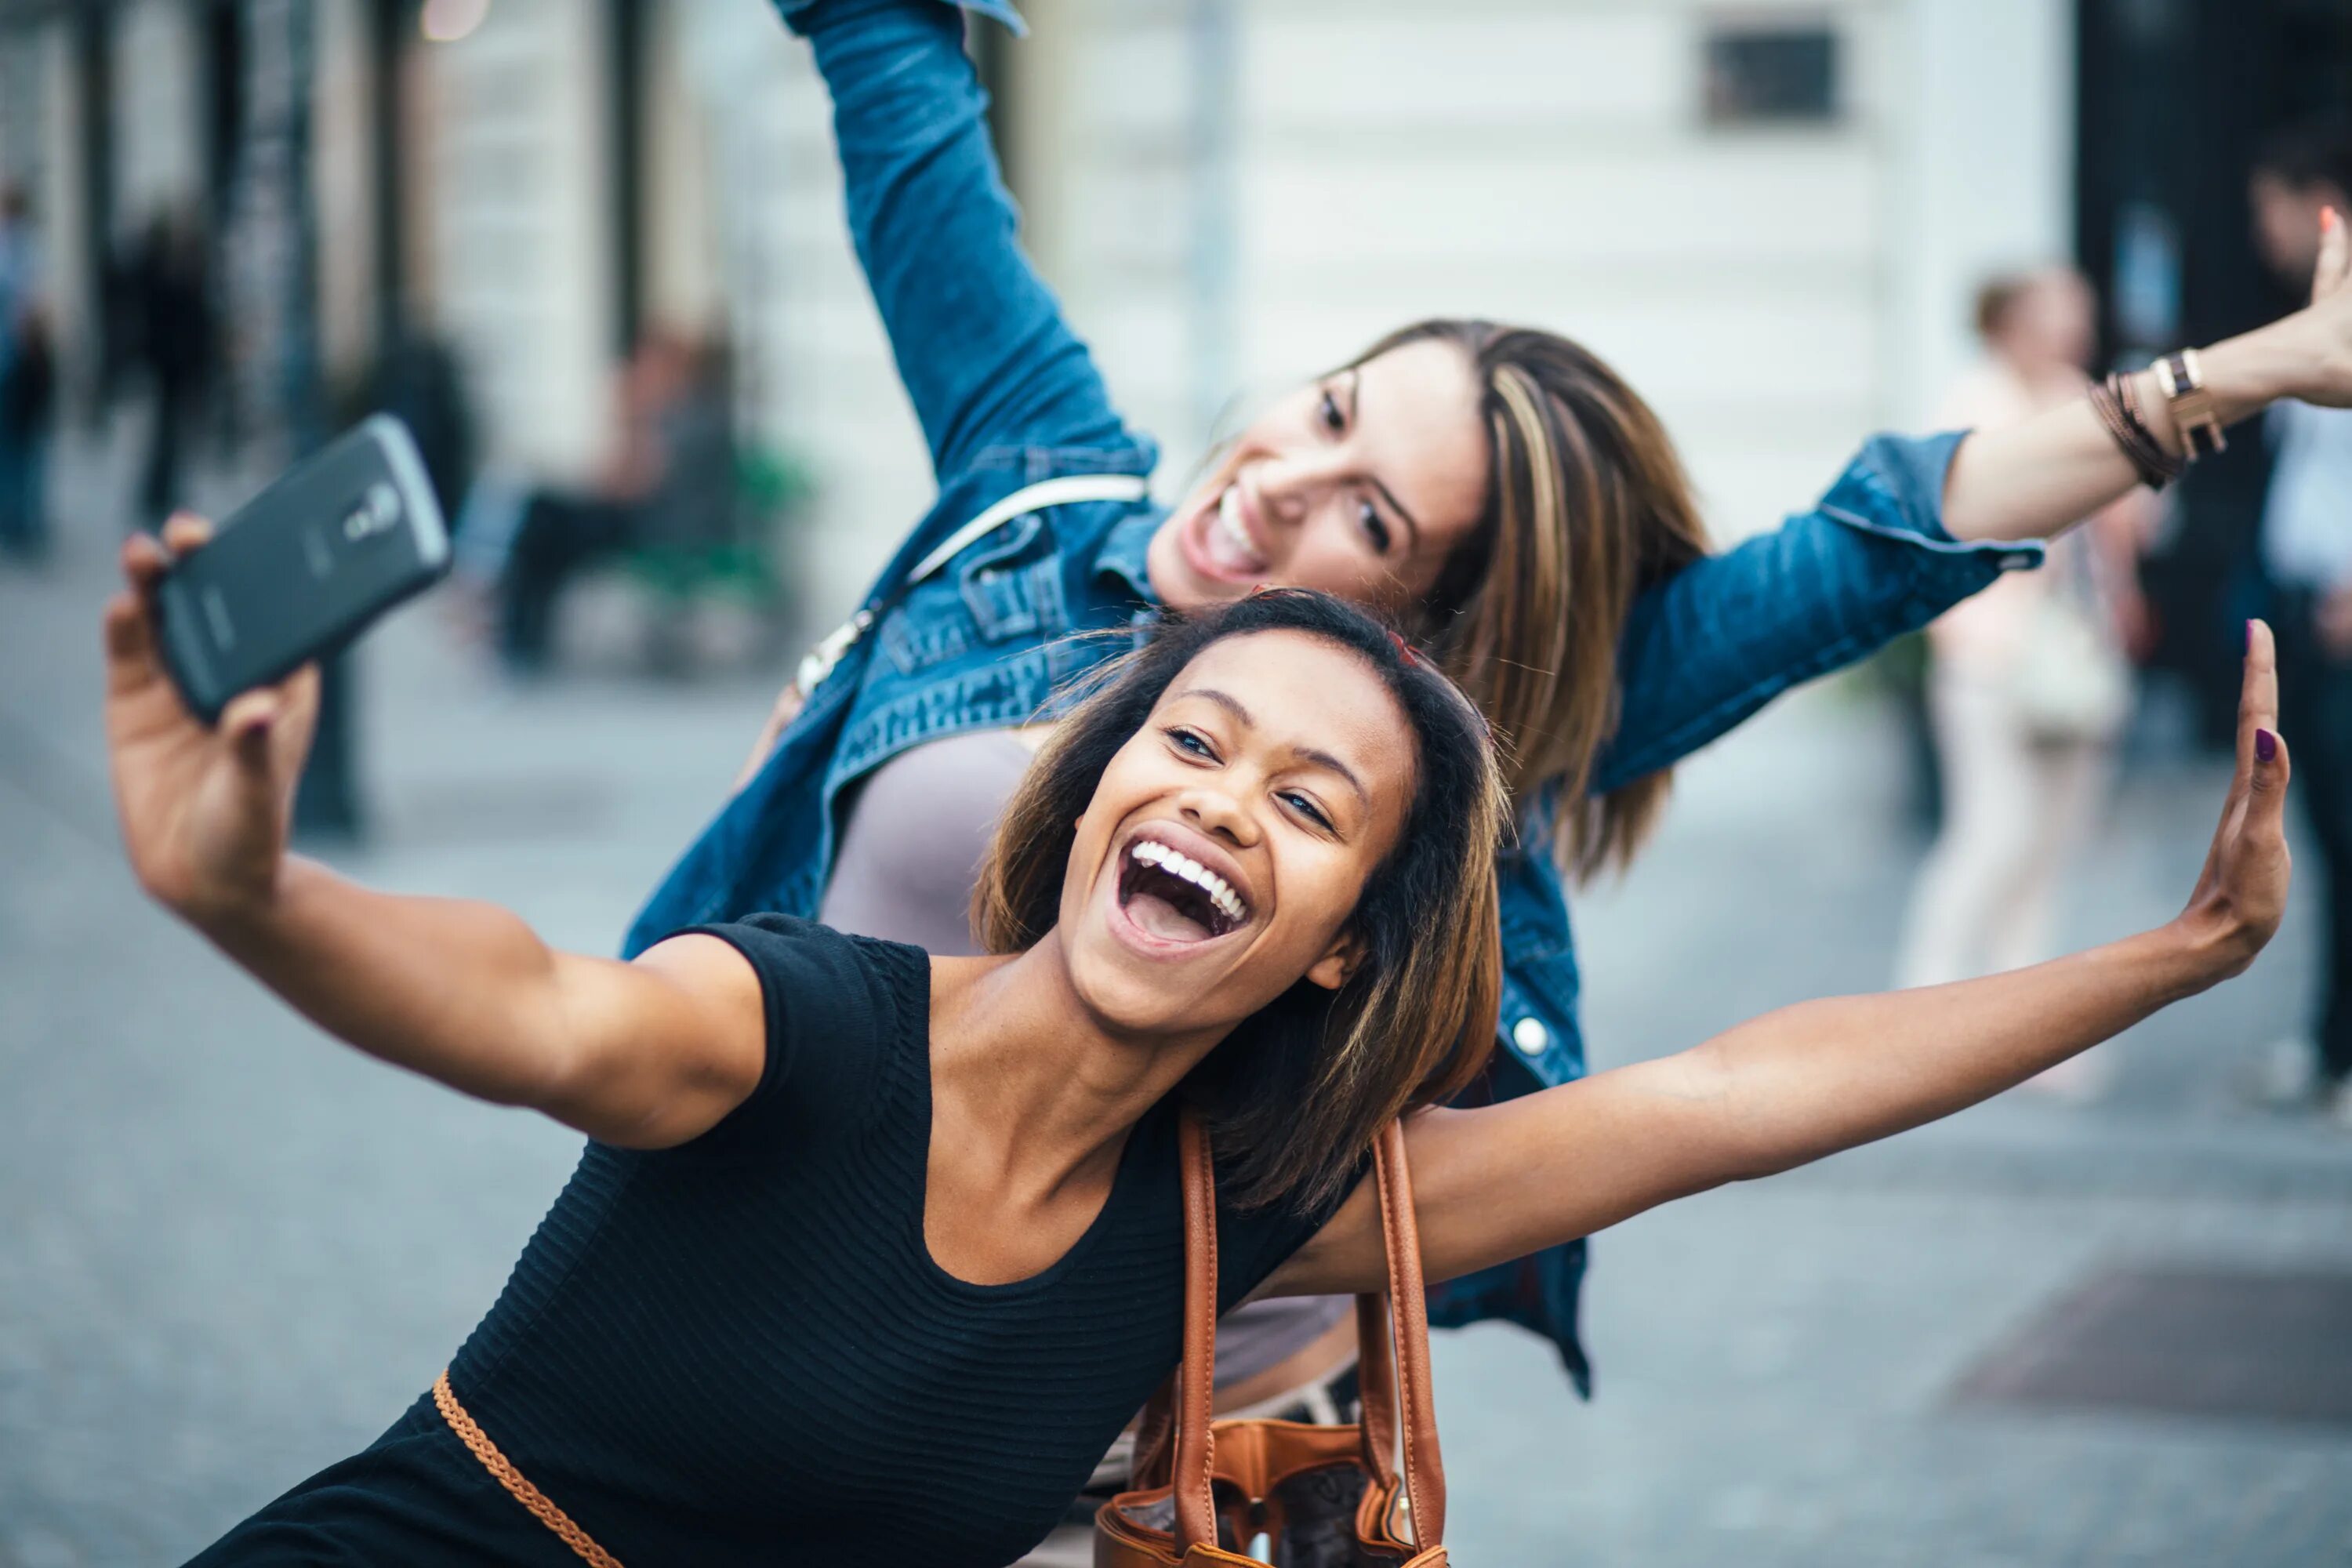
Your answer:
[1147,339,1490,619]
[1053,630,1416,1039]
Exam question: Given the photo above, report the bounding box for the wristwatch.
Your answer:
[2154,349,2227,459]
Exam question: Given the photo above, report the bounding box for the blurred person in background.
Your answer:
[125,205,220,533]
[1893,268,2157,1101]
[631,5,2352,1557]
[0,182,51,561]
[2249,122,2352,1128]
[485,329,734,672]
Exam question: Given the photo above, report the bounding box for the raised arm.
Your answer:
[1942,211,2352,542]
[105,520,764,1149]
[1594,212,2352,794]
[784,0,1134,476]
[1274,626,2289,1298]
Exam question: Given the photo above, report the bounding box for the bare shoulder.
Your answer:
[634,930,766,1000]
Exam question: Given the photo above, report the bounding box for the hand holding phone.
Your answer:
[106,514,321,924]
[154,415,449,724]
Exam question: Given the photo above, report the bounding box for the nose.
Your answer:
[1177,784,1261,850]
[1251,448,1348,532]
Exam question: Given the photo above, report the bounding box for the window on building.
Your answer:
[1703,22,1842,128]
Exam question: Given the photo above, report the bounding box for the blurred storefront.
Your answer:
[0,0,2341,637]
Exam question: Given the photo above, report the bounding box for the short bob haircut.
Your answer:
[974,589,1509,1214]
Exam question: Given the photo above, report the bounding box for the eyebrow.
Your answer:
[1345,369,1425,552]
[1172,686,1371,806]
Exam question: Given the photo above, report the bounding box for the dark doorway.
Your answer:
[607,0,648,355]
[2076,0,2352,745]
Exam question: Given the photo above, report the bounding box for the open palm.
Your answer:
[2291,206,2352,408]
[2178,620,2292,977]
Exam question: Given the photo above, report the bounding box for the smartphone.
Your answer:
[157,415,450,724]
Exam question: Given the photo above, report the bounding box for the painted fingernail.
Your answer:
[2256,728,2278,763]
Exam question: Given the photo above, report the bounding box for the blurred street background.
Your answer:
[3,0,2351,1563]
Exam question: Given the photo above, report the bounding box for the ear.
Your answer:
[1303,930,1365,992]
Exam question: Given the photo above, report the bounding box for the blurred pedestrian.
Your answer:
[0,183,52,561]
[492,330,734,671]
[2248,122,2352,1127]
[1894,270,2157,1103]
[125,205,219,532]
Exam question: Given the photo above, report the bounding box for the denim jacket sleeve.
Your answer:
[778,0,1139,477]
[1592,430,2042,794]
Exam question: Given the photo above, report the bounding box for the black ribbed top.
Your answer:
[187,916,1334,1568]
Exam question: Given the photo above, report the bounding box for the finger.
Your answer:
[101,590,161,689]
[220,689,281,774]
[2239,619,2281,757]
[2212,619,2277,826]
[268,664,323,768]
[2314,207,2347,305]
[121,531,171,594]
[2247,726,2290,815]
[160,511,216,555]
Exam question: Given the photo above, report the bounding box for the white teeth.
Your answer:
[1207,487,1267,572]
[1126,839,1247,925]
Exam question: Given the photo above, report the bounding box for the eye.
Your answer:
[1357,499,1393,555]
[1279,790,1334,832]
[1164,726,1218,762]
[1319,388,1345,434]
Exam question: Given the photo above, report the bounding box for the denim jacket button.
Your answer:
[1511,1016,1550,1055]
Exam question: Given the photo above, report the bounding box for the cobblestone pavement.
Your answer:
[2,437,2347,1566]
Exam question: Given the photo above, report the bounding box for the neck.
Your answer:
[929,933,1229,1195]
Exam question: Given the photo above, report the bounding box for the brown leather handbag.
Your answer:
[1094,1114,1449,1566]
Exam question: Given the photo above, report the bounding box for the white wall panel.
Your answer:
[1244,14,1690,131]
[1238,143,1882,270]
[419,0,613,479]
[111,0,205,230]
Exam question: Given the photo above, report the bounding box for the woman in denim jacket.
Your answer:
[628,0,2352,1534]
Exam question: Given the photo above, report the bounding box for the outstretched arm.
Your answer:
[105,519,765,1149]
[1594,216,2350,794]
[1274,626,2290,1298]
[786,0,1134,476]
[1942,207,2352,542]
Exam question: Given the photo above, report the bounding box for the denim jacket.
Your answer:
[626,0,2040,1393]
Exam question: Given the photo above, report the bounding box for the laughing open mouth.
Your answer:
[1118,839,1249,943]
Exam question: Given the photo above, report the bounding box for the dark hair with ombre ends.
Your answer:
[975,589,1508,1214]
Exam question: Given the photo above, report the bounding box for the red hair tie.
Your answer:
[1387,628,1423,666]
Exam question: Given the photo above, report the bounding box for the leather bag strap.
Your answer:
[1169,1114,1446,1555]
[1370,1120,1446,1545]
[1171,1112,1222,1552]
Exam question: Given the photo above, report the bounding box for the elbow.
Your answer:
[1677,1037,1817,1187]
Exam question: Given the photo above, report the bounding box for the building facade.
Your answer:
[0,0,2079,624]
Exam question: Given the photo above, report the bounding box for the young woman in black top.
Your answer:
[108,518,2287,1566]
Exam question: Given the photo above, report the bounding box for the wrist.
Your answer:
[2200,318,2323,416]
[188,855,308,946]
[2154,907,2261,993]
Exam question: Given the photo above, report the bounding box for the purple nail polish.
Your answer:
[2257,728,2278,763]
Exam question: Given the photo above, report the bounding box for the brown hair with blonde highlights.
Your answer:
[1348,321,1714,880]
[974,590,1508,1214]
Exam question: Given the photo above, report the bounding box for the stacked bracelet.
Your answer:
[2089,372,2185,489]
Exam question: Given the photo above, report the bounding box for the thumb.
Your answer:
[2247,725,2290,815]
[220,689,285,786]
[2315,207,2348,305]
